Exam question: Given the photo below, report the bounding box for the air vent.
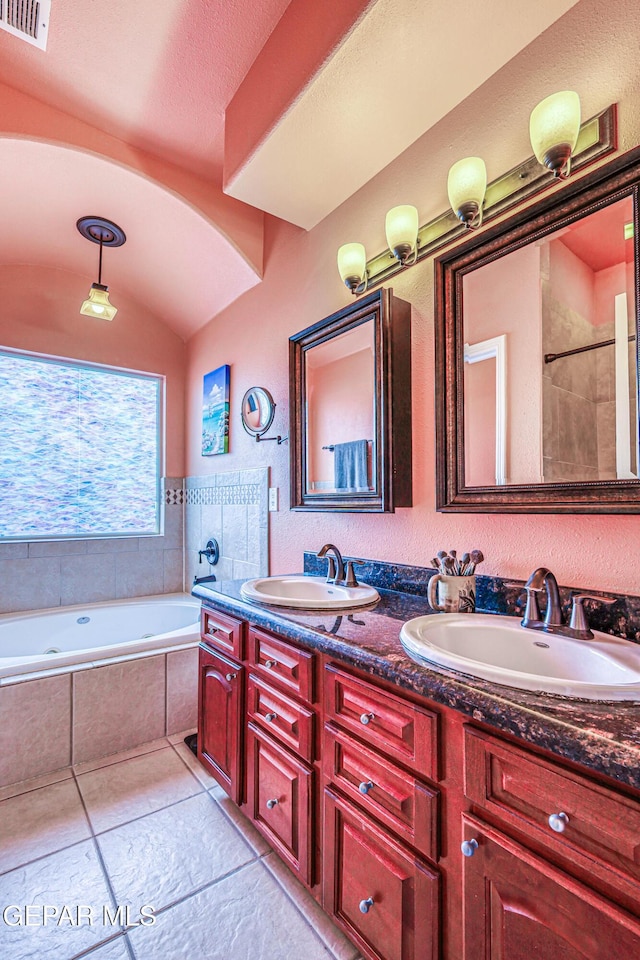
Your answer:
[0,0,51,50]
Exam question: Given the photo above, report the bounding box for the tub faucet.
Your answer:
[317,544,345,585]
[522,567,563,630]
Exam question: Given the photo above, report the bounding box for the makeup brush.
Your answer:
[467,549,485,575]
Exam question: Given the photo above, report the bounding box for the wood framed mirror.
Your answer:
[435,145,640,513]
[289,288,412,512]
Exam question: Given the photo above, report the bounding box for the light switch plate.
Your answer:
[268,487,279,512]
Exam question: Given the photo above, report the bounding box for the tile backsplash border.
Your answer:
[303,552,640,643]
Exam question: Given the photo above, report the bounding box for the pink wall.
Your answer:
[308,348,373,485]
[0,265,186,477]
[463,245,543,484]
[185,0,640,597]
[549,239,595,324]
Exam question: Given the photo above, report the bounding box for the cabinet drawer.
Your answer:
[246,722,314,886]
[248,627,315,701]
[324,723,438,861]
[247,673,315,762]
[201,607,245,660]
[464,727,640,883]
[324,665,438,780]
[324,788,439,960]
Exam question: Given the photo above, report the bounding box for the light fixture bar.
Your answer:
[353,104,616,294]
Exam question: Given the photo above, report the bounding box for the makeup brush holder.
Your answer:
[428,574,476,613]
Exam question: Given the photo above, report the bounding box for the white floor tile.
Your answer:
[0,841,116,960]
[0,767,73,803]
[73,738,170,776]
[81,935,132,959]
[76,748,201,834]
[172,741,218,788]
[212,791,272,856]
[0,779,91,875]
[166,728,196,746]
[97,792,256,913]
[127,860,334,960]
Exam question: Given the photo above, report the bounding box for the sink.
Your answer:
[240,575,379,610]
[400,613,640,701]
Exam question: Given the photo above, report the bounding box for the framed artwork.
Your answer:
[202,364,230,455]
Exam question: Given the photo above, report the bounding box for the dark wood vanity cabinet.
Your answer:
[197,601,640,960]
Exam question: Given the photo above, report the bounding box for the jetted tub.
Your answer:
[0,593,200,681]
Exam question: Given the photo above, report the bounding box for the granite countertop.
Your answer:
[193,578,640,795]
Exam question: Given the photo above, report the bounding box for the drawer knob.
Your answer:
[225,673,237,682]
[264,712,278,723]
[360,712,375,725]
[358,780,374,795]
[207,621,218,634]
[264,659,278,669]
[461,839,478,857]
[266,798,279,810]
[359,897,374,914]
[548,812,569,833]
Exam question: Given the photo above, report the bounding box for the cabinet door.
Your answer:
[197,644,243,803]
[324,788,439,960]
[462,815,640,960]
[246,722,314,886]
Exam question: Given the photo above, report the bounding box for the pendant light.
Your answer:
[77,217,126,320]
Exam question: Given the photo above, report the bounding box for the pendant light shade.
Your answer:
[448,157,487,229]
[385,205,419,264]
[337,242,367,293]
[77,216,126,321]
[529,91,581,178]
[80,283,118,321]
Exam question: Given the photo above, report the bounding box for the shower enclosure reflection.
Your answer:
[463,195,637,486]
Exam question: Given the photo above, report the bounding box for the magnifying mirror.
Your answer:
[241,387,276,437]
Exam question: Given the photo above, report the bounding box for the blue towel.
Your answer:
[334,440,369,491]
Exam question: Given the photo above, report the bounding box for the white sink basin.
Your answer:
[240,575,379,610]
[400,613,640,700]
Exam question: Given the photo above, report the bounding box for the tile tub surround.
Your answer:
[0,477,185,615]
[0,647,199,788]
[194,576,640,794]
[0,740,360,960]
[185,466,269,589]
[303,552,640,642]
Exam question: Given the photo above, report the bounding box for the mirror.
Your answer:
[435,147,640,513]
[241,387,275,437]
[290,289,412,512]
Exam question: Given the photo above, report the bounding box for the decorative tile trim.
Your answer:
[165,489,185,505]
[185,484,261,506]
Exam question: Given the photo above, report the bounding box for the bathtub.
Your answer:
[0,593,203,788]
[0,593,201,681]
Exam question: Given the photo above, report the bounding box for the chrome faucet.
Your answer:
[523,567,563,630]
[520,567,616,639]
[317,543,345,584]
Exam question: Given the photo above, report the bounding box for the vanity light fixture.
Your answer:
[334,100,614,295]
[529,91,581,179]
[447,157,487,230]
[77,216,126,321]
[337,242,368,294]
[385,205,419,265]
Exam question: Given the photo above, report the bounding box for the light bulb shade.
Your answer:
[80,283,117,321]
[385,205,419,263]
[337,242,367,292]
[529,91,581,175]
[447,157,487,226]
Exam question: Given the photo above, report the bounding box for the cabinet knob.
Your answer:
[461,839,478,857]
[225,673,237,682]
[266,798,279,810]
[358,780,374,795]
[359,897,374,914]
[207,621,218,634]
[548,812,569,833]
[264,659,278,669]
[360,712,375,725]
[264,712,277,723]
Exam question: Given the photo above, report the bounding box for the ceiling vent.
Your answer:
[0,0,50,50]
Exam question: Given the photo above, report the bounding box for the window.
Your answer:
[0,349,163,540]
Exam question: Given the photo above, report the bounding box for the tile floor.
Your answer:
[0,733,362,960]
